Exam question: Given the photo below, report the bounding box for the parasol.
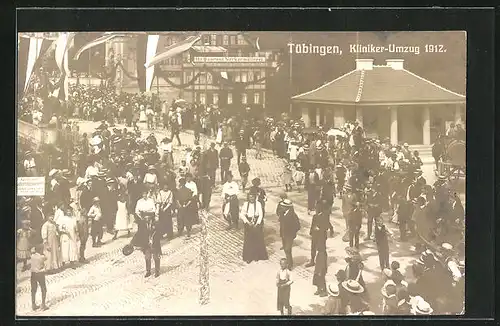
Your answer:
[327,128,347,138]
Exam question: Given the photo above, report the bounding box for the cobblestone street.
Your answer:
[16,121,457,316]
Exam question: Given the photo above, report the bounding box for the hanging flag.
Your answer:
[17,36,30,98]
[73,32,127,61]
[55,32,75,73]
[18,34,55,97]
[145,34,160,92]
[144,35,200,69]
[220,72,228,80]
[241,33,260,51]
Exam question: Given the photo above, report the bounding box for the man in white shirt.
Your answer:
[143,165,159,192]
[156,183,174,239]
[87,197,103,247]
[134,191,161,278]
[185,173,198,198]
[85,162,100,180]
[221,172,240,229]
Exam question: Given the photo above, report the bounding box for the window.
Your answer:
[261,69,265,78]
[166,37,172,46]
[248,72,253,81]
[237,49,243,57]
[199,74,206,84]
[199,93,206,105]
[237,34,245,45]
[241,72,247,82]
[254,92,260,104]
[230,35,236,45]
[241,93,247,104]
[213,93,219,105]
[254,71,260,81]
[184,71,192,82]
[223,35,229,45]
[234,72,241,82]
[206,72,213,84]
[203,35,210,44]
[211,34,217,46]
[227,93,232,104]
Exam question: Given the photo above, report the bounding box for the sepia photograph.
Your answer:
[16,31,466,316]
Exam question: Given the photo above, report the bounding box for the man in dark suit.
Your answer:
[305,200,331,268]
[203,142,219,187]
[235,130,248,165]
[219,142,233,184]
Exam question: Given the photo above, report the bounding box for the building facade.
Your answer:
[292,59,466,145]
[106,32,279,110]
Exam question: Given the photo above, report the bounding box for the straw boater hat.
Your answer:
[383,268,393,278]
[414,299,433,315]
[93,197,100,202]
[281,199,293,207]
[21,219,31,225]
[342,279,364,294]
[326,283,340,297]
[48,169,60,177]
[148,165,156,170]
[441,243,453,251]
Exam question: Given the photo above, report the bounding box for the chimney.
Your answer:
[386,59,404,70]
[355,59,374,70]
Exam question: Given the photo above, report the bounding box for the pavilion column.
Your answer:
[422,106,431,145]
[316,108,321,126]
[302,107,311,127]
[333,107,345,128]
[390,106,398,145]
[355,106,363,127]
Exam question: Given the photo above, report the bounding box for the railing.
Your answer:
[18,120,58,148]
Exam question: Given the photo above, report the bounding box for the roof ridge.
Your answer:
[291,69,357,99]
[355,70,365,103]
[402,68,465,98]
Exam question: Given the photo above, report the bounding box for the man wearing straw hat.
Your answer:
[276,199,300,269]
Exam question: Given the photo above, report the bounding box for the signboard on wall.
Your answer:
[17,177,45,196]
[193,57,266,63]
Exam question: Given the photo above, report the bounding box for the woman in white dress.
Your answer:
[113,192,132,239]
[57,207,79,268]
[41,215,62,272]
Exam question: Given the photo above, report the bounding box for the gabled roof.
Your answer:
[292,65,465,106]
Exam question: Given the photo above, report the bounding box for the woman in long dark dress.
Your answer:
[241,193,268,263]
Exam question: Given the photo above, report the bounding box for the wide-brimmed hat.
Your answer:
[361,311,376,315]
[122,244,134,256]
[281,199,293,207]
[93,197,100,202]
[252,178,261,186]
[414,299,433,315]
[21,219,31,225]
[381,280,397,297]
[61,169,71,176]
[437,175,448,180]
[25,151,32,156]
[383,268,393,278]
[148,165,156,170]
[342,280,364,294]
[441,242,453,251]
[327,283,340,297]
[48,169,60,177]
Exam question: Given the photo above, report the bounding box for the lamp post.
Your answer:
[198,209,210,305]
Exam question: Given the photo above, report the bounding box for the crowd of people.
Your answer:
[17,82,465,315]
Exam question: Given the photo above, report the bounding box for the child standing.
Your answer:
[292,164,305,192]
[17,220,34,272]
[282,163,293,192]
[276,258,293,315]
[323,283,343,315]
[238,156,251,191]
[30,245,48,311]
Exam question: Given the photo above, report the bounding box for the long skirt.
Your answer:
[242,224,269,263]
[277,281,291,310]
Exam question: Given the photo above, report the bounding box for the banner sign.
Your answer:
[193,57,266,63]
[17,177,45,196]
